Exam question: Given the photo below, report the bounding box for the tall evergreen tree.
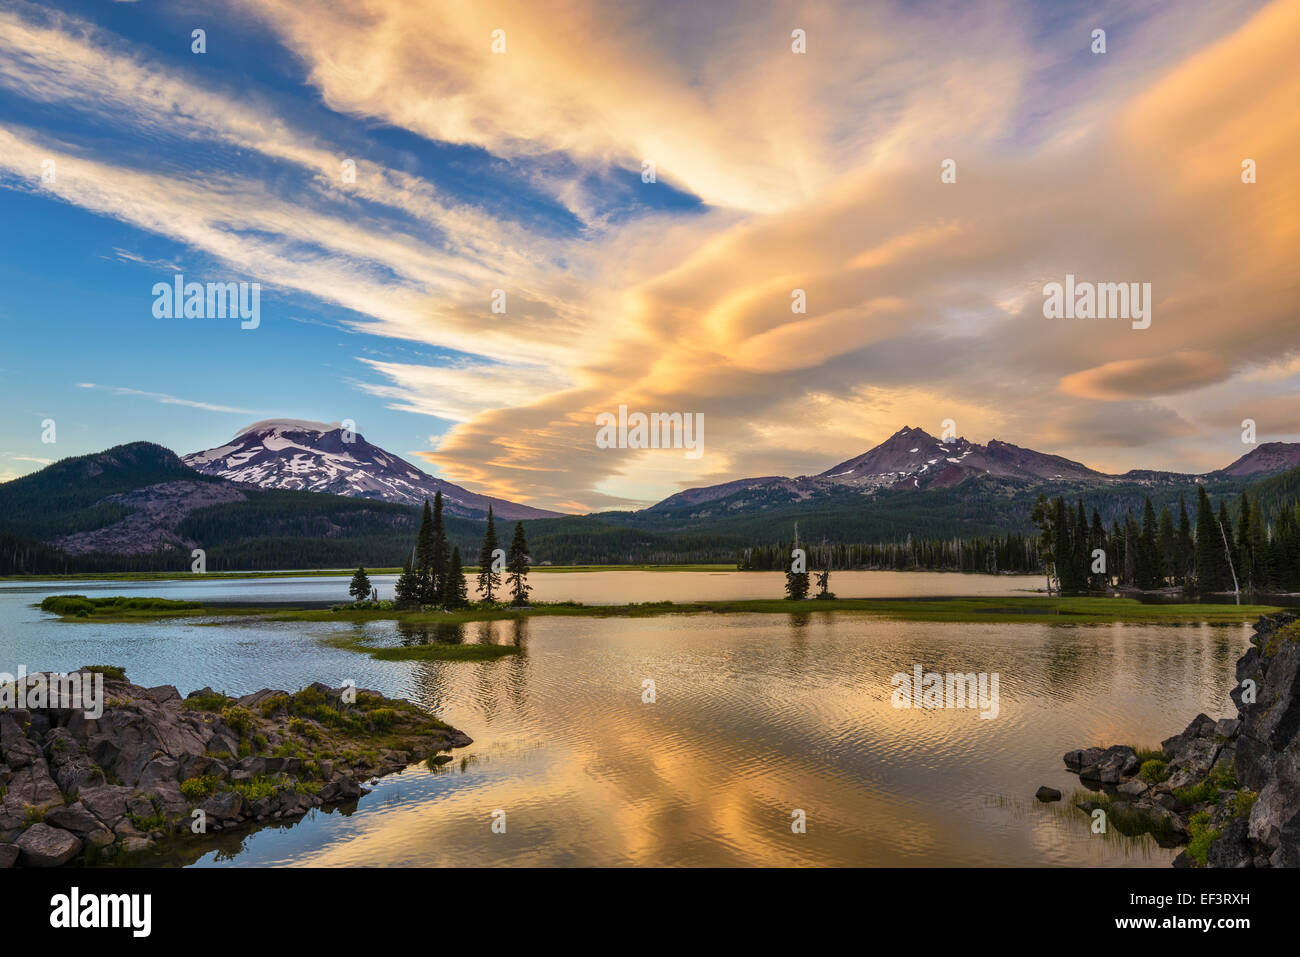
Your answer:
[506,521,532,606]
[476,505,501,603]
[784,533,810,600]
[431,490,449,602]
[1111,517,1125,586]
[1195,487,1224,593]
[1156,505,1176,587]
[1176,496,1194,586]
[415,498,437,605]
[1122,514,1138,587]
[1138,497,1158,589]
[1236,493,1258,594]
[1073,500,1089,589]
[1030,494,1059,594]
[1050,497,1080,594]
[443,546,469,608]
[1217,499,1239,598]
[394,558,419,606]
[1089,508,1108,589]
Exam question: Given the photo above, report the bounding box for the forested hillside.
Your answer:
[2,446,1298,579]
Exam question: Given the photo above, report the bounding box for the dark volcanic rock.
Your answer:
[15,823,82,867]
[0,670,471,867]
[1066,612,1300,867]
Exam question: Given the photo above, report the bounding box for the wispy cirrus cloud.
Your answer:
[75,383,261,416]
[1,0,1295,510]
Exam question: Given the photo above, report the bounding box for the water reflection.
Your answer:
[0,582,1254,867]
[398,620,465,645]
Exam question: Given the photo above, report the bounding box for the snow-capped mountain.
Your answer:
[645,425,1300,516]
[816,426,1102,489]
[183,420,560,520]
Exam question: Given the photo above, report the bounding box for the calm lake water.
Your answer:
[0,572,1245,867]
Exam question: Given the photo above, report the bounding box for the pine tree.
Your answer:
[1111,518,1124,586]
[1194,487,1224,593]
[1137,497,1158,589]
[431,490,449,603]
[1073,500,1089,589]
[443,546,469,608]
[1090,508,1108,590]
[415,498,436,605]
[394,559,419,606]
[348,566,371,602]
[506,522,532,606]
[1236,493,1257,594]
[1217,500,1239,598]
[476,505,501,603]
[1122,514,1137,587]
[1157,505,1175,587]
[1176,496,1194,586]
[1030,494,1058,594]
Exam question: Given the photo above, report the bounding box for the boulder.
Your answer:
[1248,749,1300,851]
[15,823,82,867]
[1080,746,1139,784]
[1064,747,1106,769]
[1117,778,1149,797]
[235,756,267,776]
[0,843,18,867]
[1214,718,1241,739]
[4,763,64,811]
[43,802,108,839]
[78,785,131,828]
[1034,786,1062,802]
[1205,818,1253,868]
[137,756,181,790]
[0,715,42,769]
[1166,739,1222,790]
[201,790,245,823]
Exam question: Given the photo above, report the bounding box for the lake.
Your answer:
[0,571,1245,866]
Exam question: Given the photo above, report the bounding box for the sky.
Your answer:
[0,0,1297,513]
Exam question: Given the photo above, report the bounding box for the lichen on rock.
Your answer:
[0,669,470,867]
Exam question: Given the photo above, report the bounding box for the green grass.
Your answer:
[1186,812,1221,866]
[230,775,277,802]
[323,633,522,662]
[39,592,1278,630]
[274,595,1277,626]
[39,594,206,621]
[1264,620,1300,658]
[81,664,128,681]
[1072,789,1182,844]
[180,775,218,801]
[1131,745,1167,763]
[1139,759,1169,784]
[183,690,231,712]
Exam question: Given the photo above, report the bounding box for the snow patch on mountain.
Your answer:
[183,420,560,520]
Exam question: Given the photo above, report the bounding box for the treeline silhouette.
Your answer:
[737,533,1041,573]
[1032,488,1300,595]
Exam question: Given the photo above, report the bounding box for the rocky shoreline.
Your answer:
[0,670,471,867]
[1057,611,1300,867]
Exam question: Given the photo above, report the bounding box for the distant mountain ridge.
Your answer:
[646,425,1300,517]
[183,419,558,520]
[3,425,1300,573]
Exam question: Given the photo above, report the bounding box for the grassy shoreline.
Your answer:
[36,594,1281,626]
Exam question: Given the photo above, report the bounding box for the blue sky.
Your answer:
[1,0,1294,510]
[0,0,699,488]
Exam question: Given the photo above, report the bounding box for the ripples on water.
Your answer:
[0,575,1246,867]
